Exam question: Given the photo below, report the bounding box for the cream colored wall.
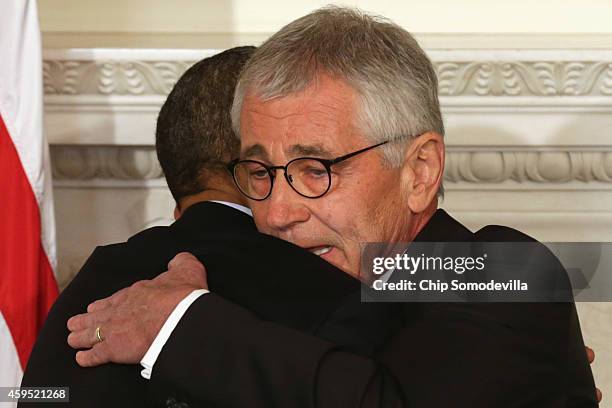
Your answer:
[38,0,612,34]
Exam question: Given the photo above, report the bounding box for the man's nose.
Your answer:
[264,173,310,231]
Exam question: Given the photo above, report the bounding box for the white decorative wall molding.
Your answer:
[50,145,162,180]
[429,50,612,97]
[436,61,612,97]
[43,50,612,98]
[44,60,193,96]
[44,51,612,97]
[49,145,612,190]
[445,148,612,186]
[43,48,612,146]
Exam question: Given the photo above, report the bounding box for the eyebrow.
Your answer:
[288,143,333,159]
[241,143,334,161]
[241,144,269,161]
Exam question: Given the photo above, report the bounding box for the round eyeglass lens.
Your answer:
[234,160,271,200]
[286,158,331,198]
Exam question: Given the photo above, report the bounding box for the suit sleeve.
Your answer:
[148,293,406,408]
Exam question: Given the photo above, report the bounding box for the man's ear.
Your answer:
[400,132,445,213]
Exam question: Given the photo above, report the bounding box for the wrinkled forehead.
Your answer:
[238,76,364,159]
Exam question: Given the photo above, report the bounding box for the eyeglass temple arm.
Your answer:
[329,141,389,165]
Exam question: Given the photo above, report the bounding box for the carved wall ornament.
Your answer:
[444,150,612,184]
[42,51,612,97]
[435,61,612,96]
[49,146,612,185]
[43,60,194,95]
[51,146,163,180]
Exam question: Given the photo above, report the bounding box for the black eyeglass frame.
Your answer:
[227,140,389,201]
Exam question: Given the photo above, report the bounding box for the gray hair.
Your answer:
[231,6,444,191]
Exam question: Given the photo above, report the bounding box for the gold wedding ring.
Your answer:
[95,326,105,343]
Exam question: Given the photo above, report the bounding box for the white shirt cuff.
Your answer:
[140,288,209,379]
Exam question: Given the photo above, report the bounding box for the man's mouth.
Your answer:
[309,246,332,256]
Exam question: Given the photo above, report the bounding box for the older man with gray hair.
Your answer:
[228,6,445,279]
[67,6,598,407]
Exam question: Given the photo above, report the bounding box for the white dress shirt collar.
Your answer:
[208,200,252,217]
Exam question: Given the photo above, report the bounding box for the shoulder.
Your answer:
[471,224,563,275]
[477,223,572,296]
[79,226,174,269]
[473,224,537,243]
[70,225,182,292]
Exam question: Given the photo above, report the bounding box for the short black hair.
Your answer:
[156,46,256,202]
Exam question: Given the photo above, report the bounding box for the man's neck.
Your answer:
[176,189,249,219]
[407,200,439,241]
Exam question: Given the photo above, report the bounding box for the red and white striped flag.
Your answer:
[0,0,59,390]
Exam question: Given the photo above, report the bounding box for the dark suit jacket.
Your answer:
[20,202,401,407]
[145,209,598,407]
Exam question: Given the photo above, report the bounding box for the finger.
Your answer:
[67,313,89,332]
[596,387,602,402]
[585,346,595,364]
[87,297,112,313]
[87,287,129,313]
[67,309,109,332]
[168,253,207,290]
[168,252,203,272]
[76,342,111,367]
[67,327,101,349]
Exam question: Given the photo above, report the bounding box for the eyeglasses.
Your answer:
[227,141,388,201]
